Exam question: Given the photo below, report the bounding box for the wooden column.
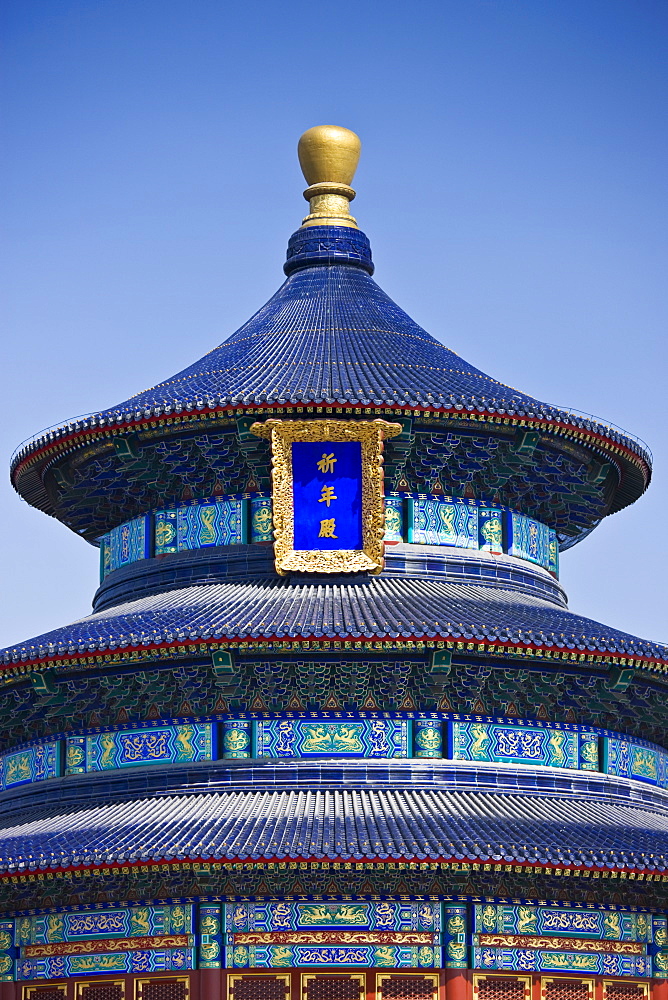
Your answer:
[444,969,471,1000]
[198,969,223,1000]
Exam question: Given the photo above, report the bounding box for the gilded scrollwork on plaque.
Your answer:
[250,418,401,575]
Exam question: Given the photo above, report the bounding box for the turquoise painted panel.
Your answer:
[155,498,243,555]
[177,498,243,549]
[250,496,273,542]
[408,497,478,548]
[548,530,559,575]
[17,904,193,945]
[508,512,551,570]
[65,724,214,774]
[478,507,503,554]
[0,921,13,982]
[100,515,150,578]
[226,901,440,932]
[384,497,404,542]
[256,718,409,757]
[15,905,195,980]
[472,947,649,977]
[200,905,223,969]
[443,905,468,968]
[15,949,195,980]
[229,944,438,968]
[223,719,251,759]
[0,741,60,789]
[652,916,668,977]
[473,904,651,941]
[452,722,580,769]
[604,736,667,788]
[413,719,443,758]
[225,902,441,969]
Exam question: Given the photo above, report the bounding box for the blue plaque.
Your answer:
[292,441,363,550]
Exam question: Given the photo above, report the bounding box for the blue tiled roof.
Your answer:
[10,228,651,478]
[2,576,666,667]
[1,786,666,872]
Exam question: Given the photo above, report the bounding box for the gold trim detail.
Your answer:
[376,972,439,999]
[228,972,291,1000]
[251,418,401,576]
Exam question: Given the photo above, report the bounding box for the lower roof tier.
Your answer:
[2,573,666,673]
[1,778,667,876]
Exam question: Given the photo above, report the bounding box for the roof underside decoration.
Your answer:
[0,787,666,875]
[1,577,666,671]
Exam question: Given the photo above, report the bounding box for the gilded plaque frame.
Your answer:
[251,418,401,575]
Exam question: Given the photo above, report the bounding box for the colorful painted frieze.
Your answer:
[222,719,252,758]
[472,947,649,977]
[155,498,244,555]
[579,732,600,770]
[250,496,273,542]
[14,905,195,980]
[443,905,468,969]
[255,718,409,757]
[99,515,150,580]
[452,722,581,769]
[15,948,195,980]
[473,904,651,942]
[507,512,554,572]
[199,905,223,969]
[413,719,443,758]
[603,736,667,788]
[384,497,404,542]
[478,508,503,555]
[226,901,440,933]
[0,741,60,789]
[66,724,214,774]
[0,921,13,982]
[16,905,193,946]
[229,944,438,968]
[651,916,668,977]
[408,498,478,549]
[225,902,440,969]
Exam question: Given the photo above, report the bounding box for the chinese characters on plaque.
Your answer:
[292,441,363,550]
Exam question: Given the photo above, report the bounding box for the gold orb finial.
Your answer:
[297,125,361,229]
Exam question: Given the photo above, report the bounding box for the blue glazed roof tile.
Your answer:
[10,229,651,481]
[0,787,666,873]
[1,576,666,667]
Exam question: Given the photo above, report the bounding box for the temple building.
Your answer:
[2,125,668,1000]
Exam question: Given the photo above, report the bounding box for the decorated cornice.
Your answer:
[3,855,667,886]
[11,401,651,516]
[1,632,667,681]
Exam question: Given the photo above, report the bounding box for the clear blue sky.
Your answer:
[2,0,667,648]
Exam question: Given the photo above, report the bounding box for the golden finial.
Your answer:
[298,125,361,229]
